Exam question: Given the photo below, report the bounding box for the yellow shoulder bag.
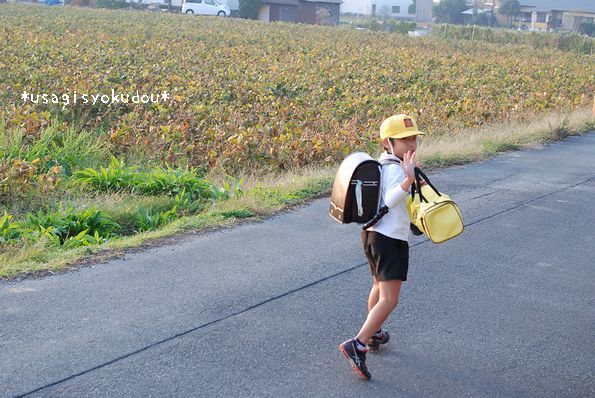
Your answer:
[406,168,464,244]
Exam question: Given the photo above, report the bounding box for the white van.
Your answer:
[182,0,231,16]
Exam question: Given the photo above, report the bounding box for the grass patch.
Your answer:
[481,140,522,155]
[0,119,111,176]
[1,107,593,280]
[417,107,595,171]
[0,164,335,279]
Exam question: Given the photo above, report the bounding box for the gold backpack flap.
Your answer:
[406,168,464,244]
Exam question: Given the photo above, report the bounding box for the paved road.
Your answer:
[2,133,594,398]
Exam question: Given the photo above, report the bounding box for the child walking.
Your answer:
[339,114,425,380]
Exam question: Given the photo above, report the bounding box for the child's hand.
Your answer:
[401,150,416,182]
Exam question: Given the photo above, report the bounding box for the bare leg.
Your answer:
[356,280,402,345]
[367,276,380,312]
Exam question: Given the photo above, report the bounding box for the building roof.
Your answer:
[519,0,595,13]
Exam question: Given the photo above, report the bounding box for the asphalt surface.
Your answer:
[1,133,594,398]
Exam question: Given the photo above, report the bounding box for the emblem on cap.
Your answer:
[404,118,413,128]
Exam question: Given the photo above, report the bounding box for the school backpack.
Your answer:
[329,152,397,229]
[406,167,464,244]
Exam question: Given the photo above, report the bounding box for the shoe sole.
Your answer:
[338,344,371,380]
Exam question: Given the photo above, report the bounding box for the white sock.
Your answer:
[355,338,367,351]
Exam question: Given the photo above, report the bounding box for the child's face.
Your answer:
[384,136,418,159]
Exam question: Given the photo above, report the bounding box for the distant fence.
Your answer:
[429,24,595,55]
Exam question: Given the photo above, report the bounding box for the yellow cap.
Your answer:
[380,114,425,140]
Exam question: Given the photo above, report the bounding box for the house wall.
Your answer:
[415,0,432,23]
[281,4,298,21]
[372,0,415,19]
[270,4,281,20]
[297,2,317,23]
[321,3,340,24]
[562,11,595,31]
[296,2,339,24]
[340,0,372,15]
[258,4,271,21]
[269,4,298,21]
[509,5,594,32]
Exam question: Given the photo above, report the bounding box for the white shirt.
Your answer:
[367,152,411,242]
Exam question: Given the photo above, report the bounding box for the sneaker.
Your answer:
[338,339,371,380]
[368,330,390,351]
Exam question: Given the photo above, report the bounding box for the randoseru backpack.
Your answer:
[329,152,398,229]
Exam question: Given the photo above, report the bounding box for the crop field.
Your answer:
[2,4,594,171]
[0,3,594,276]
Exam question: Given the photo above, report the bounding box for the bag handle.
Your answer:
[412,167,441,203]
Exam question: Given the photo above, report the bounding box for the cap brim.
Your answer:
[388,130,425,139]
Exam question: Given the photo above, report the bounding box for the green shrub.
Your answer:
[0,211,21,243]
[74,157,140,192]
[0,122,110,176]
[25,206,120,245]
[135,206,178,232]
[173,188,204,215]
[74,158,227,201]
[138,166,224,201]
[62,229,107,249]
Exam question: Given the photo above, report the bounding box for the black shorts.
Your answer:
[361,230,409,282]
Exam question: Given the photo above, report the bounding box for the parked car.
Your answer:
[182,0,231,16]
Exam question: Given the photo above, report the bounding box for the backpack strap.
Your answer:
[362,205,389,230]
[379,158,401,166]
[362,158,400,230]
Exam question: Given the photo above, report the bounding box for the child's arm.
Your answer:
[384,151,416,208]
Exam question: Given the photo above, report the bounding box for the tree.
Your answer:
[498,0,520,26]
[433,0,467,24]
[239,0,261,19]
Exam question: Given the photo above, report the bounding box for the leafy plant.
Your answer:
[138,166,218,200]
[62,229,106,250]
[173,188,204,215]
[134,206,178,232]
[74,157,139,192]
[24,206,120,245]
[0,211,21,243]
